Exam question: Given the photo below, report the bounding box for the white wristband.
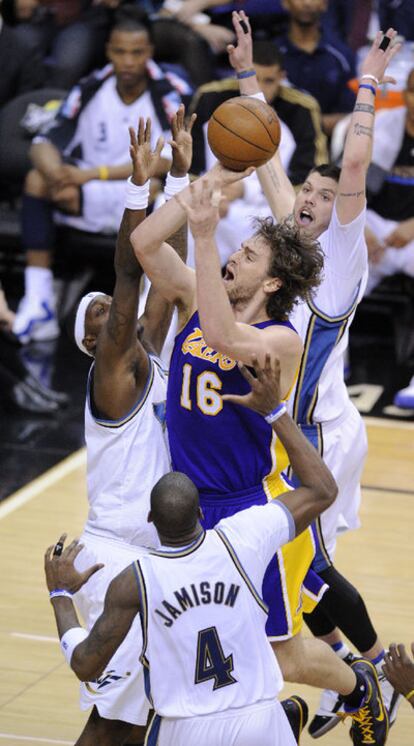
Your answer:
[125,177,150,210]
[50,589,73,600]
[164,173,190,201]
[248,92,266,103]
[264,403,287,425]
[61,626,89,666]
[360,74,379,86]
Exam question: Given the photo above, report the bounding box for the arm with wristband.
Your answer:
[222,353,337,536]
[91,117,164,421]
[44,536,140,681]
[335,28,400,226]
[227,11,297,222]
[138,105,194,354]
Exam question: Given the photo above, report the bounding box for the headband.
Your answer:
[74,291,106,356]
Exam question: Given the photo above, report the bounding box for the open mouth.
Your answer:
[298,208,314,226]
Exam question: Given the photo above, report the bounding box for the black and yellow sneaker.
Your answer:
[281,696,309,744]
[348,659,389,746]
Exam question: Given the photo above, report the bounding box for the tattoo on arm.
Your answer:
[265,162,281,190]
[353,123,373,138]
[354,103,375,115]
[339,190,364,198]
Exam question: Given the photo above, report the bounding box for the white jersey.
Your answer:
[84,355,170,547]
[289,203,368,425]
[64,75,171,167]
[134,501,294,718]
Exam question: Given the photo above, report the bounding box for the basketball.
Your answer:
[207,96,281,172]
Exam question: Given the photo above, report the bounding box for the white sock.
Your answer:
[25,267,54,301]
[332,641,351,660]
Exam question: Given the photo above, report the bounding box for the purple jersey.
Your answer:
[166,311,296,498]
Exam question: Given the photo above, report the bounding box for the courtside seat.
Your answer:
[353,274,414,364]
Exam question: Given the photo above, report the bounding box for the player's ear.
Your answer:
[147,510,153,524]
[264,276,282,294]
[83,334,97,355]
[198,507,204,522]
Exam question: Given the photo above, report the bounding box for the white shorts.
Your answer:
[54,179,127,234]
[74,531,150,725]
[365,209,414,294]
[319,403,368,561]
[146,699,296,746]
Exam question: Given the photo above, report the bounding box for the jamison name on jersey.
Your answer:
[155,580,241,627]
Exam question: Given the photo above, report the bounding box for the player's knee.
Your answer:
[319,566,361,608]
[24,169,48,198]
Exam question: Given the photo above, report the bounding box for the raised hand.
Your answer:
[44,534,104,594]
[129,117,164,187]
[222,354,282,416]
[170,104,197,177]
[360,28,401,85]
[227,10,253,73]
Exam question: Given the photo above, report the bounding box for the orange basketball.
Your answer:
[207,96,281,172]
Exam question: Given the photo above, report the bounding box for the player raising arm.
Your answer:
[131,164,323,396]
[229,11,404,735]
[44,357,387,746]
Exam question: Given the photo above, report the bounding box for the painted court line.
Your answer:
[0,735,72,745]
[0,449,86,521]
[11,633,58,643]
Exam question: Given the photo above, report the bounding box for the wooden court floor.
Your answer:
[0,419,413,745]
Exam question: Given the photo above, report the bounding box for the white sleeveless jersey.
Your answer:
[289,204,368,425]
[85,355,170,547]
[134,501,294,718]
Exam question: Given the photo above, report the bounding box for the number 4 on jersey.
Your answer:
[195,627,237,690]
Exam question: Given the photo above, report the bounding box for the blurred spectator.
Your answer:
[190,40,327,183]
[159,0,234,52]
[275,0,356,134]
[6,0,111,89]
[364,67,414,294]
[12,7,190,345]
[80,0,219,88]
[379,0,414,41]
[323,0,374,52]
[0,2,45,107]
